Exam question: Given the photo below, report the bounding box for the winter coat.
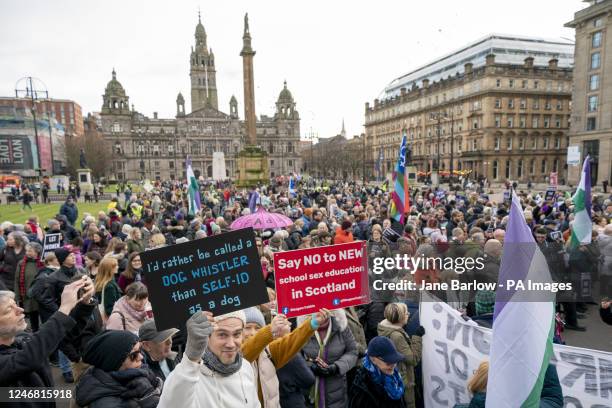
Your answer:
[44,266,85,311]
[14,257,40,313]
[0,246,25,289]
[56,215,80,242]
[0,312,76,408]
[105,296,150,335]
[75,366,162,408]
[277,354,315,408]
[367,239,391,271]
[28,267,59,322]
[600,307,612,326]
[476,256,500,285]
[348,366,407,408]
[334,228,354,245]
[242,319,316,408]
[142,349,177,382]
[158,356,260,408]
[377,319,422,408]
[60,202,78,225]
[127,239,145,255]
[301,311,358,408]
[96,280,123,317]
[59,301,102,363]
[345,307,367,358]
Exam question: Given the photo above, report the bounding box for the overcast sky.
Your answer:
[1,0,584,140]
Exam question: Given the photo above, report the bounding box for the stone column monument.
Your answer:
[236,13,269,187]
[77,149,94,195]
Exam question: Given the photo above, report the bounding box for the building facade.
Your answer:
[0,97,83,138]
[566,0,612,187]
[365,34,574,184]
[100,15,301,182]
[0,106,67,177]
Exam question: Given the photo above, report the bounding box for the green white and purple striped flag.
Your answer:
[486,191,555,407]
[570,156,592,249]
[186,156,201,215]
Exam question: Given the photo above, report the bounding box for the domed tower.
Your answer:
[274,80,299,120]
[101,69,130,115]
[190,11,218,111]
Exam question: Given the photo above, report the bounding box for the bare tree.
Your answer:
[65,126,111,180]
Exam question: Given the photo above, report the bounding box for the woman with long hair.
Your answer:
[126,228,144,255]
[94,257,122,321]
[84,251,102,278]
[88,231,108,257]
[118,253,144,292]
[0,231,29,289]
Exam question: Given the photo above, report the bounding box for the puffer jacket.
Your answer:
[377,320,422,408]
[75,366,162,408]
[301,310,358,408]
[105,296,150,335]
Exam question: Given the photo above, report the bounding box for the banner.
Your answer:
[41,233,62,259]
[567,146,581,166]
[274,241,370,318]
[140,228,268,330]
[420,292,612,408]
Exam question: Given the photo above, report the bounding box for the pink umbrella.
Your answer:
[230,207,293,230]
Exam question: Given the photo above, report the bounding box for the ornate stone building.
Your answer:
[365,34,574,184]
[566,0,612,187]
[100,14,301,182]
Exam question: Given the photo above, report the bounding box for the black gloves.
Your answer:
[414,325,426,337]
[310,363,339,377]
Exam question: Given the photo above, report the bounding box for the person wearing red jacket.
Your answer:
[334,221,355,245]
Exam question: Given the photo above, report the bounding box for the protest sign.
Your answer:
[383,227,401,244]
[545,187,557,202]
[420,292,612,408]
[139,228,268,330]
[41,233,62,258]
[274,241,369,318]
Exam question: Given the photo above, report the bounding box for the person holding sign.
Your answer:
[159,310,260,408]
[240,307,330,408]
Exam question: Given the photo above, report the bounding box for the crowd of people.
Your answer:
[0,176,610,407]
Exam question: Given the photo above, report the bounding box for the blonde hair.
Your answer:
[468,361,489,394]
[94,257,118,293]
[384,302,408,325]
[104,237,122,255]
[149,233,166,248]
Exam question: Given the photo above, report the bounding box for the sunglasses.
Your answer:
[128,349,142,362]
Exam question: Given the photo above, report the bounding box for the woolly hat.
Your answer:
[83,331,139,372]
[214,310,246,327]
[243,307,266,328]
[54,248,70,265]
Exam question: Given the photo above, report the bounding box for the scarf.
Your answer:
[19,256,44,298]
[362,354,405,400]
[202,348,242,377]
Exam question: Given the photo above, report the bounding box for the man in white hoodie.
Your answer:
[159,310,260,408]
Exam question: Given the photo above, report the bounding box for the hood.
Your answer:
[56,214,69,225]
[113,296,148,322]
[75,367,126,406]
[377,319,404,337]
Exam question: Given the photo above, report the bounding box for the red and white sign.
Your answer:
[274,241,370,318]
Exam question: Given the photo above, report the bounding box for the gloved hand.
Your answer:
[310,363,339,377]
[185,311,214,362]
[414,325,426,337]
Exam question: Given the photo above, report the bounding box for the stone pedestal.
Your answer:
[431,170,440,186]
[236,146,269,187]
[77,168,94,195]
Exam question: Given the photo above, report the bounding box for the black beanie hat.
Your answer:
[54,248,70,265]
[83,331,139,372]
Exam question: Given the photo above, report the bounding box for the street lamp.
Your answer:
[15,77,49,178]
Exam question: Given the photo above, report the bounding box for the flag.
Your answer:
[248,190,260,213]
[186,156,201,215]
[389,134,409,223]
[569,156,592,248]
[288,176,296,198]
[486,191,555,408]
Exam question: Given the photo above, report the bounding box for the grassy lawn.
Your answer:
[1,201,110,229]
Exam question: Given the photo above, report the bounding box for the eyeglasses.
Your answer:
[128,349,142,361]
